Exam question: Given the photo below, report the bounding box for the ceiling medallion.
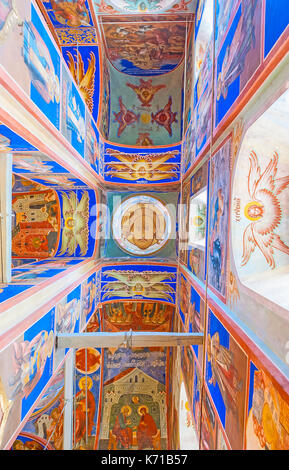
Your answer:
[112,195,172,256]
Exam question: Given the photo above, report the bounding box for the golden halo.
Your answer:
[262,402,278,447]
[121,405,132,416]
[138,405,149,416]
[192,215,204,227]
[78,376,93,391]
[65,217,75,229]
[244,201,263,221]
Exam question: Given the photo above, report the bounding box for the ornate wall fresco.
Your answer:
[0,267,101,449]
[12,367,65,450]
[194,0,213,81]
[0,2,61,129]
[230,88,289,312]
[11,186,97,260]
[99,14,187,76]
[0,1,101,175]
[176,0,289,451]
[205,309,248,450]
[98,299,172,450]
[207,138,231,300]
[215,0,262,129]
[107,63,184,146]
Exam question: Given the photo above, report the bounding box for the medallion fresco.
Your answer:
[106,192,177,259]
[111,194,172,256]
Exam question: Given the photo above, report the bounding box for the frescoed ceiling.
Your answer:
[35,0,196,185]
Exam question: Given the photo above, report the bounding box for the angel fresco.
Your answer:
[66,50,96,114]
[50,0,91,27]
[57,297,80,333]
[151,97,178,136]
[102,269,176,301]
[58,191,89,257]
[196,83,211,152]
[113,98,140,138]
[105,149,179,182]
[9,330,54,400]
[216,0,258,102]
[126,79,166,108]
[207,332,243,418]
[241,151,289,269]
[23,21,60,105]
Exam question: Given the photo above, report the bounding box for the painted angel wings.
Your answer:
[241,151,289,269]
[59,191,90,256]
[66,50,96,113]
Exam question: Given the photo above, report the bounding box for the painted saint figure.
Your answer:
[137,406,158,450]
[207,332,243,415]
[112,406,133,450]
[74,377,96,447]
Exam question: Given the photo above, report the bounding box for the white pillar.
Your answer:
[0,153,12,283]
[63,349,75,450]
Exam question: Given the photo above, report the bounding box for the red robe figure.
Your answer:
[137,407,158,450]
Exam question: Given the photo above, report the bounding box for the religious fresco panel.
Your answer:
[215,0,262,129]
[207,137,231,300]
[205,309,248,450]
[0,308,55,449]
[246,362,289,450]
